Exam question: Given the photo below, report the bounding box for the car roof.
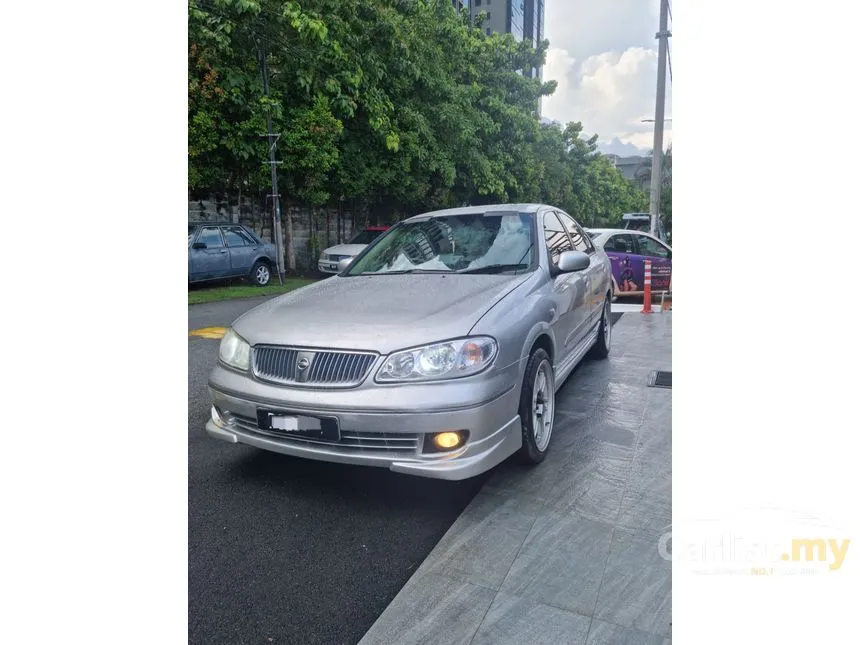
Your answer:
[189,221,244,227]
[587,228,672,248]
[403,204,547,221]
[586,228,626,235]
[621,213,651,220]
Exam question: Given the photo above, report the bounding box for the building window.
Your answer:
[486,27,492,35]
[475,0,480,5]
[486,11,490,18]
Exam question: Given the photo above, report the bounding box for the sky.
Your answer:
[541,0,673,156]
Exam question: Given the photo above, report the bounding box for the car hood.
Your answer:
[322,244,366,257]
[232,273,530,354]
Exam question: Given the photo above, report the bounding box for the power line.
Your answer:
[667,0,672,23]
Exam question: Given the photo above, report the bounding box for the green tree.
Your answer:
[188,0,654,269]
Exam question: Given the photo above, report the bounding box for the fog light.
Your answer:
[211,405,225,427]
[422,431,470,455]
[434,432,462,449]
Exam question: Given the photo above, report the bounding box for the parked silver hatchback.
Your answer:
[206,204,613,480]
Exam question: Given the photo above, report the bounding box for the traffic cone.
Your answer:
[641,260,652,314]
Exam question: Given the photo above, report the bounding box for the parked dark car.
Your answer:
[188,222,279,286]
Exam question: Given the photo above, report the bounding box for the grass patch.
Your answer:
[189,277,317,305]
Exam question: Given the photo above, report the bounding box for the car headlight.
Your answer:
[219,328,251,371]
[320,253,329,261]
[376,337,497,383]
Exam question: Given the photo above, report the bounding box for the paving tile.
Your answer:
[358,571,495,645]
[545,440,633,523]
[585,619,669,645]
[422,488,541,589]
[499,511,614,615]
[593,528,672,636]
[485,447,571,502]
[616,457,671,535]
[470,592,591,645]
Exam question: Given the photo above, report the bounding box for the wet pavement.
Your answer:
[359,312,672,645]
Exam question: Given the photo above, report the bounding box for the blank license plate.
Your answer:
[271,415,298,431]
[257,410,340,441]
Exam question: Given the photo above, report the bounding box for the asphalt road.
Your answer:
[188,295,624,645]
[189,296,491,645]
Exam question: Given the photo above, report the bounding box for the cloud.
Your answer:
[599,137,647,157]
[542,46,672,154]
[543,0,659,65]
[541,0,672,155]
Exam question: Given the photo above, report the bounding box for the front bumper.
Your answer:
[317,257,346,274]
[205,376,523,481]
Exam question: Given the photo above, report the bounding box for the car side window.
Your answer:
[542,212,573,265]
[556,212,594,253]
[605,234,636,254]
[636,235,670,259]
[197,226,224,248]
[223,226,253,247]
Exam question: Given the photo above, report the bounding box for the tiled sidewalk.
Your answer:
[359,313,672,645]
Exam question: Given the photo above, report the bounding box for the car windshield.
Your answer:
[345,212,535,276]
[349,229,386,245]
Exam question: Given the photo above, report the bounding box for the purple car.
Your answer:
[586,229,672,295]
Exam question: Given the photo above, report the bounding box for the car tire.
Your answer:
[249,260,272,286]
[518,348,555,465]
[588,294,612,359]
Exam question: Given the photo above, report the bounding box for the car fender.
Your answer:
[469,272,558,403]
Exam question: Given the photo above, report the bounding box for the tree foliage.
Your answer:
[188,0,649,263]
[635,144,672,233]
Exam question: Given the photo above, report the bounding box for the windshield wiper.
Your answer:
[359,269,454,275]
[457,263,529,275]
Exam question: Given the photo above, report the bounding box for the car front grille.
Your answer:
[228,414,419,454]
[252,346,377,387]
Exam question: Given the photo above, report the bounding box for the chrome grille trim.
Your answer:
[252,346,378,387]
[228,414,419,454]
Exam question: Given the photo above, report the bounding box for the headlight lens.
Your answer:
[219,328,251,370]
[376,337,497,382]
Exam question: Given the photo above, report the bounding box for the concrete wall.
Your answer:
[189,198,357,272]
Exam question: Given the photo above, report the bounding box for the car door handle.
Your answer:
[219,249,228,254]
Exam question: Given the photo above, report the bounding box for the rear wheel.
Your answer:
[518,348,556,464]
[588,295,612,359]
[249,260,271,286]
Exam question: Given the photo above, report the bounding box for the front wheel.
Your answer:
[518,348,556,465]
[249,260,272,286]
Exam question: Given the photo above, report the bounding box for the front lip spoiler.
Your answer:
[207,382,517,415]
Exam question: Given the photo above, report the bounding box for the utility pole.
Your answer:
[259,42,285,282]
[649,0,670,238]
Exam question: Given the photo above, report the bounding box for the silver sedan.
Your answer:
[206,204,613,480]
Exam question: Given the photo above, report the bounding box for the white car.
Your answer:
[587,228,672,296]
[317,226,391,275]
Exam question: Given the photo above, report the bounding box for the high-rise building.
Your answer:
[465,1,545,114]
[467,1,545,80]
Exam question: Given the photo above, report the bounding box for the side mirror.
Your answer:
[337,257,354,272]
[557,250,590,273]
[192,242,207,250]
